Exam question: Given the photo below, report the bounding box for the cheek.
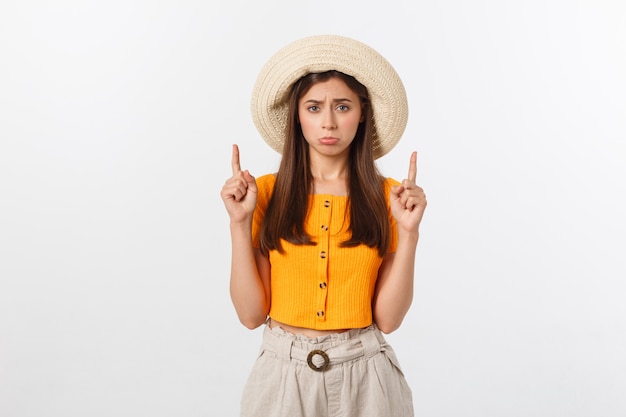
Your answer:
[299,117,312,132]
[342,114,362,132]
[298,117,316,140]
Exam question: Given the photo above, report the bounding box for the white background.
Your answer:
[1,1,625,416]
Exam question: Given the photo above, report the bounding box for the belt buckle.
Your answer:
[307,349,330,372]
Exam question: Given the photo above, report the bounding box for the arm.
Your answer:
[373,231,419,333]
[373,152,427,333]
[220,144,271,329]
[228,224,271,329]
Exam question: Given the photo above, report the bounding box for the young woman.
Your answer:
[221,35,426,417]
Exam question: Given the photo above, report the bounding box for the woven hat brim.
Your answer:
[251,35,408,159]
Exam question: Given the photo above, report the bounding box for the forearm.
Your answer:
[229,221,270,329]
[373,231,419,333]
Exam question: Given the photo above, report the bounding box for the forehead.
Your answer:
[300,77,358,100]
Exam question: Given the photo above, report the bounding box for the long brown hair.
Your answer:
[258,70,390,257]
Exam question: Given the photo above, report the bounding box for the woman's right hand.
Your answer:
[220,144,258,224]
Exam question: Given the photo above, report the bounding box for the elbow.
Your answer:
[376,323,400,334]
[238,313,267,330]
[373,304,409,334]
[375,317,403,334]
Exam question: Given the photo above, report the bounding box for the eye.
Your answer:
[308,105,320,112]
[336,105,349,111]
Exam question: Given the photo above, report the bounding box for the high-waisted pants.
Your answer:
[240,323,414,417]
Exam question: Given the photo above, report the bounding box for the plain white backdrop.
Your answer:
[1,1,625,416]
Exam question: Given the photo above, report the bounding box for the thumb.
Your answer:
[390,184,404,198]
[243,170,257,192]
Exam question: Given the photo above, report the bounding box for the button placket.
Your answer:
[315,197,331,322]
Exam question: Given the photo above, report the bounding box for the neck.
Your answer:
[310,158,350,195]
[309,152,349,181]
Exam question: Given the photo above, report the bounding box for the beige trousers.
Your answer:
[240,323,414,417]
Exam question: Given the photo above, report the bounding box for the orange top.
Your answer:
[252,174,399,330]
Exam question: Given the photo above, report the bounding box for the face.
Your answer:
[298,77,363,160]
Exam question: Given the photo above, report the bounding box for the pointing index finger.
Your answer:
[231,144,241,175]
[407,151,418,183]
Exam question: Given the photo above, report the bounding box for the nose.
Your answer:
[321,109,337,130]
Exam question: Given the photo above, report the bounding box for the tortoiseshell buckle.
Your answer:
[307,349,330,372]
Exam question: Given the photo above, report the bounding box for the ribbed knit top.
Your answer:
[251,174,399,330]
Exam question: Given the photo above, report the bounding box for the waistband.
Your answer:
[261,323,388,372]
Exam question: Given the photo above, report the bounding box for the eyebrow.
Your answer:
[302,98,354,105]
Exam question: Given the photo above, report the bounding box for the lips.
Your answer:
[319,137,339,145]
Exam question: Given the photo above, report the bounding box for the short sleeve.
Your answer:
[251,174,276,248]
[384,177,401,254]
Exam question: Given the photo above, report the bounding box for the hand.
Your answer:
[220,144,258,223]
[390,151,427,233]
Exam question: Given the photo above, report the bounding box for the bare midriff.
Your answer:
[269,318,349,338]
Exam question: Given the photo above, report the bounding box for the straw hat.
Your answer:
[250,34,408,159]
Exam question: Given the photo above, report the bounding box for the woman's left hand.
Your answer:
[389,151,427,233]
